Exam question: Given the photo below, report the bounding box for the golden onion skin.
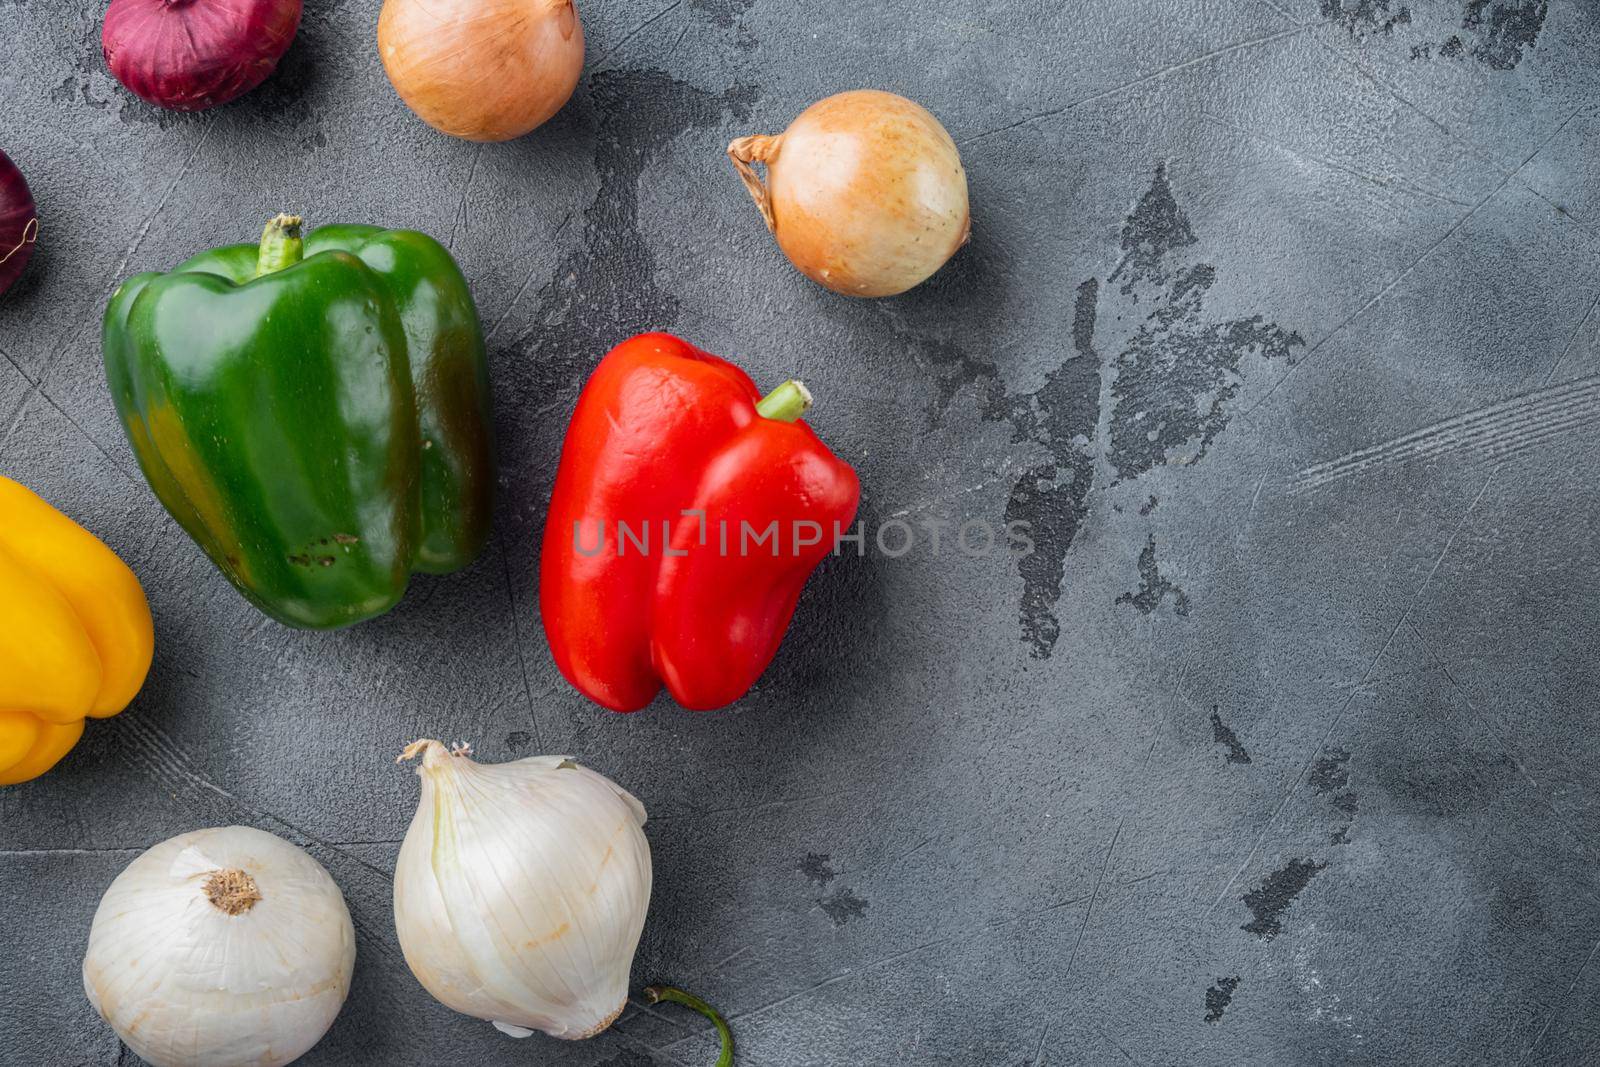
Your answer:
[730,90,970,298]
[378,0,584,143]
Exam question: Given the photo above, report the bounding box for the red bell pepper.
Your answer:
[540,332,861,711]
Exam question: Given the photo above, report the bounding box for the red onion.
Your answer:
[102,0,303,112]
[0,150,37,298]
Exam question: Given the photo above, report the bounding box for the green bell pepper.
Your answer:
[102,215,493,629]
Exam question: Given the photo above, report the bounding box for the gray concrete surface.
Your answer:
[3,0,1599,1064]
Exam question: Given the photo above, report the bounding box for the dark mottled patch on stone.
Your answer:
[1379,744,1517,817]
[1103,166,1302,482]
[691,0,759,48]
[1412,2,1547,68]
[1242,858,1326,940]
[1326,752,1359,845]
[1322,0,1412,37]
[1112,164,1197,296]
[1458,0,1547,69]
[509,71,756,407]
[1205,975,1241,1023]
[1139,494,1158,515]
[505,730,532,752]
[1117,535,1190,616]
[995,278,1101,658]
[1007,468,1083,657]
[1071,278,1101,353]
[1491,875,1545,932]
[818,887,868,926]
[1210,706,1251,764]
[920,168,1288,657]
[799,852,836,886]
[1309,748,1351,794]
[46,10,148,120]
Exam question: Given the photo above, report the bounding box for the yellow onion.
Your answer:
[378,0,584,142]
[728,89,970,298]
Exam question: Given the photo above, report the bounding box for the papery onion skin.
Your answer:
[729,89,970,298]
[378,0,585,142]
[0,150,36,297]
[82,825,355,1067]
[102,0,303,112]
[394,740,651,1039]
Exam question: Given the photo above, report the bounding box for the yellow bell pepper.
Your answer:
[0,475,154,785]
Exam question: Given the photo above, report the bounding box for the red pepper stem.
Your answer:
[755,379,813,423]
[255,213,304,277]
[644,986,733,1066]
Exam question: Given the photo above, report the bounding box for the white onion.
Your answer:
[82,826,355,1067]
[392,740,652,1039]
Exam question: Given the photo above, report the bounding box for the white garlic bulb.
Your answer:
[82,825,355,1067]
[393,739,652,1039]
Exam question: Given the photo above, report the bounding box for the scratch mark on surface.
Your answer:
[884,465,1018,518]
[112,119,217,282]
[1063,818,1125,984]
[447,144,485,252]
[1247,470,1269,517]
[695,946,752,977]
[1032,1022,1051,1065]
[1516,933,1600,1063]
[43,118,219,389]
[1209,473,1495,910]
[1,341,139,482]
[655,894,1092,1051]
[1261,0,1512,172]
[1242,171,1514,419]
[680,936,964,1035]
[958,22,1316,145]
[1201,112,1469,207]
[1540,285,1600,388]
[659,790,848,820]
[887,835,935,869]
[593,0,686,68]
[485,214,576,342]
[494,529,545,753]
[113,712,394,883]
[628,995,697,1032]
[1290,375,1600,494]
[1434,665,1600,877]
[0,383,40,453]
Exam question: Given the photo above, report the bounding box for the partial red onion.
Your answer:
[0,150,37,298]
[103,0,303,112]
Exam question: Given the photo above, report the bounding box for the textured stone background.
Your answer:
[3,1,1599,1064]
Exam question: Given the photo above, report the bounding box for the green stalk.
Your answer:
[645,985,734,1066]
[255,214,304,277]
[755,379,813,423]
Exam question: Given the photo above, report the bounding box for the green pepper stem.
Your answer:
[255,214,304,277]
[644,986,733,1066]
[755,379,813,423]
